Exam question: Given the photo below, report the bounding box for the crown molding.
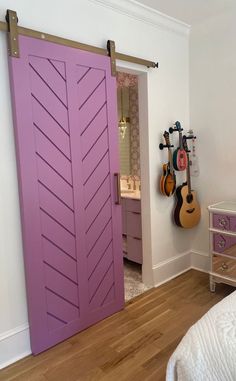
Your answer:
[88,0,190,36]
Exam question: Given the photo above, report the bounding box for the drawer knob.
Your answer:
[219,217,228,228]
[220,262,228,271]
[217,239,226,249]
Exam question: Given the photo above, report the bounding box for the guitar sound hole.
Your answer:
[187,194,193,203]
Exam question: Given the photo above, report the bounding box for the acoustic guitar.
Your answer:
[174,137,201,228]
[160,131,176,197]
[173,121,187,171]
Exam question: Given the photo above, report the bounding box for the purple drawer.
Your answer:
[213,233,236,257]
[212,213,236,232]
[121,199,127,235]
[127,236,142,264]
[127,211,142,239]
[126,198,141,213]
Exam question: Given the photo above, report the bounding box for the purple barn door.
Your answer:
[9,35,124,354]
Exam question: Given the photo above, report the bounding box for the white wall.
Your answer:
[0,0,190,367]
[190,3,236,262]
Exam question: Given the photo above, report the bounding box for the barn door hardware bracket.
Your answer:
[5,9,19,57]
[107,40,116,77]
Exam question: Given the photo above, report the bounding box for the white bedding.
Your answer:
[166,290,236,381]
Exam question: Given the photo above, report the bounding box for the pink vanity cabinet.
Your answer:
[121,197,143,264]
[208,201,236,292]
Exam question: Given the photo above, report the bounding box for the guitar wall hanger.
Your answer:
[183,135,197,140]
[159,143,174,150]
[169,121,183,134]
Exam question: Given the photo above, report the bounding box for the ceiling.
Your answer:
[136,0,233,25]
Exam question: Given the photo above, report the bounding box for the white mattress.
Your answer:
[166,290,236,381]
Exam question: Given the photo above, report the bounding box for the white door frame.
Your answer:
[117,61,154,287]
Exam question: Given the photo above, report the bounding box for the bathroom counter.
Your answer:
[121,191,141,200]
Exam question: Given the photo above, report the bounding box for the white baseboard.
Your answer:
[190,250,210,273]
[0,323,31,369]
[153,251,191,287]
[153,250,210,287]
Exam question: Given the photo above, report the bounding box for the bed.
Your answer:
[166,290,236,381]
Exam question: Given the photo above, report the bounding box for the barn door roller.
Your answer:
[1,9,159,75]
[5,9,19,57]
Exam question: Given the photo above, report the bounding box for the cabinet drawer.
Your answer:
[212,254,236,279]
[212,233,236,257]
[126,198,141,213]
[212,213,236,232]
[127,211,142,239]
[127,236,142,264]
[121,199,127,235]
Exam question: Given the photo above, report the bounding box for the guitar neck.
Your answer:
[179,131,183,149]
[186,152,191,194]
[168,147,174,174]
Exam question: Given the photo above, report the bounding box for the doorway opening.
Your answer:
[116,71,152,301]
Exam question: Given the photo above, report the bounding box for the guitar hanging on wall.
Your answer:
[169,121,187,171]
[159,131,176,197]
[174,137,201,228]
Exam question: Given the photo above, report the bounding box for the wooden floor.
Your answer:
[0,270,233,381]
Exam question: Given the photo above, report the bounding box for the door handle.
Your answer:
[114,173,121,205]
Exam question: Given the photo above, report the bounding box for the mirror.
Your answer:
[117,72,140,178]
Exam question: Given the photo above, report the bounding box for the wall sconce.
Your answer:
[118,88,127,139]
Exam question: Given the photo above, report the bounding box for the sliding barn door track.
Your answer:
[0,9,158,76]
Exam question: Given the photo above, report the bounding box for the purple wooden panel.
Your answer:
[87,221,113,277]
[30,56,68,106]
[42,237,77,282]
[46,289,79,323]
[47,313,65,332]
[76,66,90,83]
[89,263,114,310]
[34,128,72,185]
[127,236,143,264]
[230,216,236,232]
[82,129,109,183]
[121,198,127,235]
[102,284,115,307]
[81,103,107,158]
[29,63,69,133]
[77,68,105,109]
[40,210,76,258]
[9,35,124,354]
[126,198,141,213]
[86,198,112,254]
[39,182,75,234]
[36,156,74,210]
[126,211,142,239]
[213,233,236,256]
[89,242,113,299]
[83,152,110,208]
[48,59,66,80]
[85,176,111,232]
[213,213,230,231]
[32,97,71,159]
[44,263,79,306]
[79,80,106,134]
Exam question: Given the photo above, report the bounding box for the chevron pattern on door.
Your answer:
[9,35,124,354]
[77,65,116,311]
[29,55,80,330]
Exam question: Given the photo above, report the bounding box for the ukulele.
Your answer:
[160,131,176,197]
[188,129,200,177]
[172,121,188,171]
[174,137,201,228]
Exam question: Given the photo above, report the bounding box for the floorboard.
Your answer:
[0,270,233,381]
